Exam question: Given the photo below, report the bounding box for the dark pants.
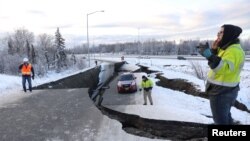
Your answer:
[22,75,32,92]
[209,88,238,125]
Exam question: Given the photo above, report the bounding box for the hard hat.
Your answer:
[23,58,29,62]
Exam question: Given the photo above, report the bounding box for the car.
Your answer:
[117,73,137,93]
[191,53,198,56]
[177,56,186,60]
[144,56,150,59]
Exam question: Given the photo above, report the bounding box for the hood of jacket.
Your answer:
[219,24,242,49]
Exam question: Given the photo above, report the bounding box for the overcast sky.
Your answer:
[0,0,250,45]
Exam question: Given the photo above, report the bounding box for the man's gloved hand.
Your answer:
[197,42,212,58]
[139,88,142,91]
[32,75,35,80]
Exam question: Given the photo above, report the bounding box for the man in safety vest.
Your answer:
[197,24,245,124]
[139,75,154,105]
[19,58,35,92]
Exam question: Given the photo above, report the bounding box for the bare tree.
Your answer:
[7,38,14,55]
[9,28,34,55]
[37,33,55,69]
[70,53,76,65]
[30,45,36,64]
[190,61,207,85]
[0,53,5,73]
[26,40,31,59]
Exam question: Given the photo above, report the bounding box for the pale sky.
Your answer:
[0,0,250,45]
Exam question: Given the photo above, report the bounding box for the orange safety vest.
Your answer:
[21,64,32,75]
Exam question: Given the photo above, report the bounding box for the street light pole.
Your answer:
[87,10,104,67]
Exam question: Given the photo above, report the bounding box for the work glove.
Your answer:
[32,75,35,80]
[139,88,142,91]
[197,42,212,58]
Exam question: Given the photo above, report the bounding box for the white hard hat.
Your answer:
[23,58,29,62]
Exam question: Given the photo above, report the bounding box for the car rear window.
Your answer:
[120,74,134,81]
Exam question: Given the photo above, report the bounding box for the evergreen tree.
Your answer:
[54,27,67,72]
[55,27,65,50]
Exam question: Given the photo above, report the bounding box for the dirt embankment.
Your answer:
[155,74,250,113]
[99,106,208,141]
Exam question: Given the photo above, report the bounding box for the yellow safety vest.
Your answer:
[207,44,245,87]
[141,79,154,88]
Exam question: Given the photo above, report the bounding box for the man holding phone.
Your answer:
[197,24,245,125]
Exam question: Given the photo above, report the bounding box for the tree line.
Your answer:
[71,38,250,56]
[1,28,249,76]
[0,28,85,76]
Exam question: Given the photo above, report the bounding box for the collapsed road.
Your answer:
[1,61,236,141]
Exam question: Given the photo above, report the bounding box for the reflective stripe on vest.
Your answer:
[21,64,32,75]
[207,44,245,87]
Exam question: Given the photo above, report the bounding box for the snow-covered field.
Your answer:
[97,57,250,124]
[0,57,250,125]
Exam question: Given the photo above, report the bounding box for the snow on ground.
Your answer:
[97,56,250,124]
[111,72,250,124]
[0,67,94,106]
[0,67,95,93]
[0,56,250,126]
[96,115,165,141]
[0,74,21,92]
[123,57,250,110]
[119,63,140,72]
